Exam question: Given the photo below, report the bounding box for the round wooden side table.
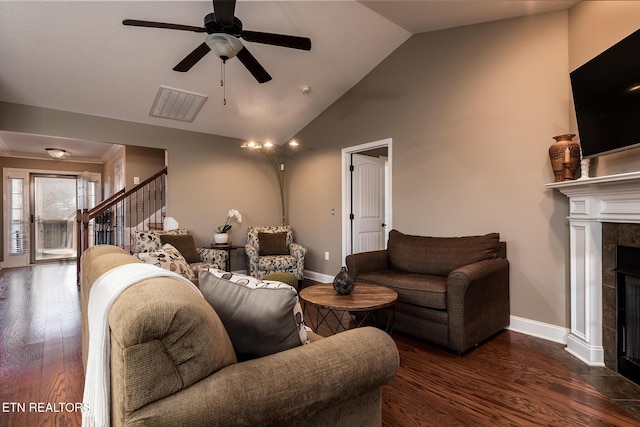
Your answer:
[299,282,398,335]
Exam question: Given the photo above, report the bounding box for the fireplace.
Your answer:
[617,245,640,384]
[547,171,640,367]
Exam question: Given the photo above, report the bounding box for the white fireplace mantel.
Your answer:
[546,171,640,366]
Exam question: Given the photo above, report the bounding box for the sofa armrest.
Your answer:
[125,327,399,426]
[446,258,510,352]
[346,250,389,277]
[108,278,237,422]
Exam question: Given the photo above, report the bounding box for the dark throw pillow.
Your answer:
[258,232,288,256]
[160,234,200,264]
[199,270,308,359]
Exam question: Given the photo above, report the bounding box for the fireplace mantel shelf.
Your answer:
[546,170,640,190]
[547,171,640,224]
[548,171,640,366]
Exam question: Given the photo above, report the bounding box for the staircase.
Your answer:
[76,167,167,281]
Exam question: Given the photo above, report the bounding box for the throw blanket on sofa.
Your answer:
[82,263,201,427]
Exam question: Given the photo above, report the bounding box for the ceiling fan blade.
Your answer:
[213,0,236,26]
[123,19,206,33]
[241,30,311,51]
[236,46,272,83]
[173,43,212,72]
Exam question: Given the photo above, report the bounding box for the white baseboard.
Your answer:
[506,315,569,344]
[303,270,333,284]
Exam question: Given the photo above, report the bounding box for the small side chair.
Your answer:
[245,225,306,280]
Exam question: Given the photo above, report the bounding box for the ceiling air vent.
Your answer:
[149,86,208,122]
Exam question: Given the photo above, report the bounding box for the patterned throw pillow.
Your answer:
[208,269,264,287]
[200,269,309,359]
[133,229,190,253]
[133,243,195,281]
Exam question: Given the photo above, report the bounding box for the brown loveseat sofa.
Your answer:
[346,230,509,354]
[81,245,399,427]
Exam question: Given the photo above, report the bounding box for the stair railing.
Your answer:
[76,167,167,282]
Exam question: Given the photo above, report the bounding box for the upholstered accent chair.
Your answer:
[245,226,306,280]
[132,229,228,283]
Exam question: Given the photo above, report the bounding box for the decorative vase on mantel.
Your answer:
[213,233,229,244]
[549,133,581,182]
[333,266,355,295]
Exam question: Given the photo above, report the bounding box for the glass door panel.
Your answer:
[31,175,78,262]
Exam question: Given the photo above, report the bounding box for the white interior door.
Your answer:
[3,168,30,267]
[352,153,386,253]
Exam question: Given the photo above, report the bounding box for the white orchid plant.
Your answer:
[217,209,242,233]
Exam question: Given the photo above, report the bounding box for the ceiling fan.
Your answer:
[123,0,312,83]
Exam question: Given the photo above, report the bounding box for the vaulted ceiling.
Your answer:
[0,0,578,161]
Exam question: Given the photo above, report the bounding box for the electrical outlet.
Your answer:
[324,251,330,261]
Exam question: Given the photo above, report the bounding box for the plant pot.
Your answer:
[214,233,229,244]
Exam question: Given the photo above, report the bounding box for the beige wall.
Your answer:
[289,11,572,327]
[568,1,640,176]
[102,145,164,195]
[124,145,166,190]
[102,145,125,197]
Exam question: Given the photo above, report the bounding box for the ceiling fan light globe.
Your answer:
[205,33,243,59]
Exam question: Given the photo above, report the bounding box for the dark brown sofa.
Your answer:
[346,230,509,353]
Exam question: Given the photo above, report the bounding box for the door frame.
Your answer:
[2,167,96,268]
[3,168,30,268]
[341,138,392,264]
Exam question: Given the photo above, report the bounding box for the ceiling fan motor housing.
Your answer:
[204,12,243,36]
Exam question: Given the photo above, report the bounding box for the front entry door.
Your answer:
[30,174,78,263]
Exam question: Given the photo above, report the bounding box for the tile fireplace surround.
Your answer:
[547,171,640,368]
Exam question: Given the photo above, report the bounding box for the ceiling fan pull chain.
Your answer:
[220,60,227,106]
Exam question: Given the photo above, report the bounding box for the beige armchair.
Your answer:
[245,225,306,280]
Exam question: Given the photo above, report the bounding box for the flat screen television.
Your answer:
[570,28,640,159]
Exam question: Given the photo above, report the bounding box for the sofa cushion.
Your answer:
[387,230,499,277]
[133,243,196,281]
[160,233,200,263]
[199,270,308,359]
[258,231,289,255]
[357,270,448,309]
[257,255,297,272]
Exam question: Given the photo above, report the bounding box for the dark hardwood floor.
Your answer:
[2,263,640,426]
